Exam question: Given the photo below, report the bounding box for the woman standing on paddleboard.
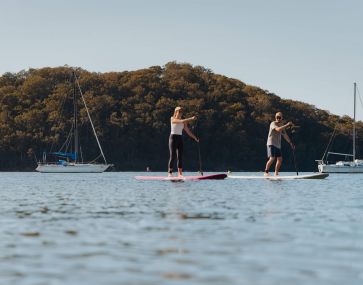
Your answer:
[168,106,199,177]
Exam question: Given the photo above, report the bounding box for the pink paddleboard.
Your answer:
[135,173,227,181]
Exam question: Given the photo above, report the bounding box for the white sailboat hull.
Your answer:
[36,163,111,173]
[318,163,363,173]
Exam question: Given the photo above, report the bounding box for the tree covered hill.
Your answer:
[0,62,361,171]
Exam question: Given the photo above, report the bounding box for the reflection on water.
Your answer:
[1,172,363,285]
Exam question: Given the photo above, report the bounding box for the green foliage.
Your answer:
[0,63,361,171]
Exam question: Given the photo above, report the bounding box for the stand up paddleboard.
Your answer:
[228,173,328,180]
[135,173,227,181]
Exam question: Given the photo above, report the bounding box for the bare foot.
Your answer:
[264,172,269,176]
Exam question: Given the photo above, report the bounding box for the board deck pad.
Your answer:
[228,173,329,180]
[135,173,227,181]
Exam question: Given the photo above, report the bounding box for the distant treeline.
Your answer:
[0,62,361,171]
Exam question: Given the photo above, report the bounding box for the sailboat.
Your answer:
[36,71,112,173]
[317,82,363,173]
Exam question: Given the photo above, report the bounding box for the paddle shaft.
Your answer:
[197,141,203,176]
[289,129,299,176]
[292,148,299,176]
[195,120,203,175]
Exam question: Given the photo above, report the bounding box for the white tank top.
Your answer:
[170,120,184,135]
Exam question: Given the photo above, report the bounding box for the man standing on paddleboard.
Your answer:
[264,112,295,176]
[168,106,199,177]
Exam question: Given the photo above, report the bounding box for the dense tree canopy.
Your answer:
[0,62,361,171]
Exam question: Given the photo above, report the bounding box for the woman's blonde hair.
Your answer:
[173,106,182,118]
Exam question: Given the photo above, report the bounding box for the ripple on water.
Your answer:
[1,172,363,285]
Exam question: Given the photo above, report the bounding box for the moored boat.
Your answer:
[36,71,112,173]
[317,83,363,173]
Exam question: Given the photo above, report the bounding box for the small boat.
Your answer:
[135,173,227,181]
[36,71,112,173]
[317,83,363,173]
[36,162,111,173]
[228,173,329,180]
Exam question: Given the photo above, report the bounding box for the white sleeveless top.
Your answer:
[170,120,184,135]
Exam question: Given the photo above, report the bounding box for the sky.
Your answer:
[0,0,362,120]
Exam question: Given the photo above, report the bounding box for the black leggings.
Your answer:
[168,134,183,172]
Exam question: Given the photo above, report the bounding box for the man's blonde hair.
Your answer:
[275,112,283,119]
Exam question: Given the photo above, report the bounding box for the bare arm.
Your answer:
[171,116,197,124]
[184,124,199,142]
[275,122,292,132]
[282,132,295,148]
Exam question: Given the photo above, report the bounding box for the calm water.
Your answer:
[0,172,363,285]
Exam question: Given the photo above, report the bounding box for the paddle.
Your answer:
[194,119,203,176]
[289,128,299,176]
[292,146,299,176]
[197,141,203,176]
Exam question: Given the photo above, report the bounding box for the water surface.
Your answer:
[1,172,362,285]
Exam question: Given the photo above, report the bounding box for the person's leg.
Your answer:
[265,157,275,176]
[275,157,283,176]
[176,137,184,177]
[168,135,177,176]
[265,145,275,176]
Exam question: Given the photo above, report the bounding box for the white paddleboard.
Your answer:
[228,173,329,180]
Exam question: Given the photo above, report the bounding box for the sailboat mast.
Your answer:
[73,72,78,163]
[74,73,108,164]
[353,82,356,162]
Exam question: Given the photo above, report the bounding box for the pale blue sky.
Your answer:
[1,0,362,120]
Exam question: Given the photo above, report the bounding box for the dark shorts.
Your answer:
[267,145,282,158]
